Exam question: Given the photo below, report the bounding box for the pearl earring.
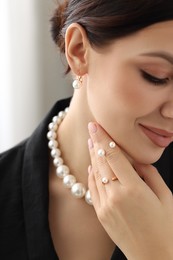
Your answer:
[72,76,83,89]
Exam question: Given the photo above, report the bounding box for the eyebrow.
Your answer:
[140,51,173,65]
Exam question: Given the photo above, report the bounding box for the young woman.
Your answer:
[0,0,173,259]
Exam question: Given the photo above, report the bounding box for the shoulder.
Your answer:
[0,140,27,176]
[0,140,28,195]
[0,98,71,177]
[0,141,29,256]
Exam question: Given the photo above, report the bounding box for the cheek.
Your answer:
[87,72,147,127]
[87,60,160,133]
[113,77,160,117]
[87,60,166,163]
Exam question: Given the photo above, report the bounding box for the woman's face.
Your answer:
[86,20,173,164]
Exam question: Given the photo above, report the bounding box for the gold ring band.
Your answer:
[112,176,118,181]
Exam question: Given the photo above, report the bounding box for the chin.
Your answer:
[123,146,165,165]
[118,139,166,165]
[131,150,165,165]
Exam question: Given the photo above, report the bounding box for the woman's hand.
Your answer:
[88,122,173,260]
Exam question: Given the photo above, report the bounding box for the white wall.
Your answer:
[0,0,72,152]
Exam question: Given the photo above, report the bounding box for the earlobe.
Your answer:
[65,23,89,75]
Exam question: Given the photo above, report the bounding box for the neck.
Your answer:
[57,92,92,187]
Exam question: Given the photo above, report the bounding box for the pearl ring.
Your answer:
[98,148,106,157]
[101,177,109,184]
[109,141,116,148]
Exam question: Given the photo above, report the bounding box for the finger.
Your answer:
[134,163,173,203]
[88,122,139,186]
[88,138,107,200]
[91,137,120,196]
[88,124,120,196]
[88,165,100,210]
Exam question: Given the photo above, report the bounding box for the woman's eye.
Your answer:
[141,70,169,86]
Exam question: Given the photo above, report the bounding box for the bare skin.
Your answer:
[49,160,115,260]
[88,122,173,260]
[48,20,173,259]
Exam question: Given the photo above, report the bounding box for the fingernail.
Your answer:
[88,165,92,174]
[88,138,93,149]
[88,122,97,134]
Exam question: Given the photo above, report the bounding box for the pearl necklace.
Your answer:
[47,108,92,206]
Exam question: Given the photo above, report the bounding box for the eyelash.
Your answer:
[141,70,169,86]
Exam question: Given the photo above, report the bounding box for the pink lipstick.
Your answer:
[139,124,173,148]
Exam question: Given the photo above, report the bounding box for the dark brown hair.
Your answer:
[50,0,173,73]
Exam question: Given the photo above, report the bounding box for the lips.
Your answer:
[139,124,173,148]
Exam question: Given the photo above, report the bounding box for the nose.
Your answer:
[160,97,173,119]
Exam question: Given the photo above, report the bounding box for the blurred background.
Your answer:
[0,0,72,152]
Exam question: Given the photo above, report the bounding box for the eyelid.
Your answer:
[140,69,169,80]
[140,70,170,86]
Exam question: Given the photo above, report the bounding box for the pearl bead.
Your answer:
[65,107,69,113]
[109,141,116,148]
[85,190,92,205]
[56,165,70,178]
[71,183,86,198]
[63,175,76,188]
[47,108,93,206]
[58,111,66,119]
[101,177,109,184]
[51,148,61,158]
[48,140,58,149]
[47,131,57,140]
[72,79,79,89]
[48,122,57,131]
[53,116,61,124]
[53,157,63,167]
[98,148,106,157]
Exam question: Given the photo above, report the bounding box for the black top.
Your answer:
[0,98,173,260]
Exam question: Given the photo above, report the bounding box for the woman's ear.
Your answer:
[65,23,89,75]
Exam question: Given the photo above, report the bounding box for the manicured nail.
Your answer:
[88,122,97,134]
[88,138,93,149]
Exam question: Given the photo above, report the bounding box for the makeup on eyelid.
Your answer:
[142,68,170,78]
[137,64,172,84]
[135,57,173,77]
[140,70,169,86]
